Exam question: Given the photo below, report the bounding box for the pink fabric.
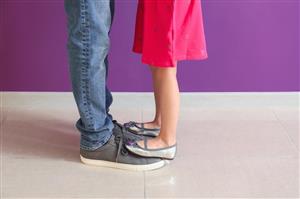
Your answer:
[133,0,208,67]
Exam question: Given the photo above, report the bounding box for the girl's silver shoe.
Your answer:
[125,137,177,160]
[124,121,160,137]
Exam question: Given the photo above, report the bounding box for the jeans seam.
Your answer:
[80,0,94,129]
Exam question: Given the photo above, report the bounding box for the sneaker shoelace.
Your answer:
[113,120,137,142]
[114,125,129,162]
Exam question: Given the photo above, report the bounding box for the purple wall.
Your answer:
[1,1,299,92]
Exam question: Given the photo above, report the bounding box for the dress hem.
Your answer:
[133,48,208,67]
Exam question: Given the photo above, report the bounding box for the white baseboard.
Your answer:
[1,92,299,109]
[111,92,300,109]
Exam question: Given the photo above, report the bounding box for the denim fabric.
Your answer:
[64,0,115,151]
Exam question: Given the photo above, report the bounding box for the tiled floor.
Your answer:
[1,92,299,198]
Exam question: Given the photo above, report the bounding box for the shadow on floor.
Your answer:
[3,108,81,163]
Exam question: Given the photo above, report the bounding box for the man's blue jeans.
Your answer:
[64,0,114,151]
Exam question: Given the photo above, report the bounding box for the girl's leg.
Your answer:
[138,67,163,129]
[138,67,161,128]
[138,65,179,148]
[149,66,162,126]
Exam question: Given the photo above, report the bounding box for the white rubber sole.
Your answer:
[80,155,167,171]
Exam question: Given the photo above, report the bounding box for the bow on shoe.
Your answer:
[124,121,136,128]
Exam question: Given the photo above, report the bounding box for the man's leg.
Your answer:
[65,0,114,151]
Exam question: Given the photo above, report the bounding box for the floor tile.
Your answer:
[2,120,144,198]
[145,156,298,198]
[110,108,142,124]
[180,108,278,121]
[279,119,299,151]
[175,120,297,159]
[2,156,144,198]
[272,108,299,151]
[272,108,300,121]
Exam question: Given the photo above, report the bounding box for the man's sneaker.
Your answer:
[80,122,166,171]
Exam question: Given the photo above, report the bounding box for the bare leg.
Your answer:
[138,67,162,129]
[150,66,162,126]
[138,65,179,148]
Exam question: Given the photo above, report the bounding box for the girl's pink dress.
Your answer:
[133,0,208,67]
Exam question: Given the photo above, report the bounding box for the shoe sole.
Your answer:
[80,155,167,171]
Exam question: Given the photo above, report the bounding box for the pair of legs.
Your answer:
[138,65,179,149]
[65,0,115,150]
